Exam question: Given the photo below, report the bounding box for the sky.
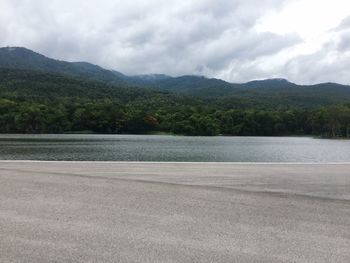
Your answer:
[0,0,350,84]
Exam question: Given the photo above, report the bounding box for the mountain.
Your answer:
[0,47,238,93]
[0,47,126,85]
[1,46,350,107]
[0,47,240,97]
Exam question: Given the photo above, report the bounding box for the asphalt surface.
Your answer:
[0,161,349,262]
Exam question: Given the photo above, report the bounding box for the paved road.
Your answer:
[0,161,349,262]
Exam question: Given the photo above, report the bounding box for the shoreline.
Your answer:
[1,160,350,164]
[0,133,348,139]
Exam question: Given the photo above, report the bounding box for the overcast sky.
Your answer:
[1,0,350,84]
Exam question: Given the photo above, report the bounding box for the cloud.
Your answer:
[333,16,350,32]
[280,29,350,85]
[0,0,349,84]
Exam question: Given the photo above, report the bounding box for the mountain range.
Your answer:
[1,46,350,107]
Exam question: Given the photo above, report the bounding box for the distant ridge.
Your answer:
[0,47,126,85]
[244,78,297,89]
[0,46,350,100]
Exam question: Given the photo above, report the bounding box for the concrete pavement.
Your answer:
[0,161,349,262]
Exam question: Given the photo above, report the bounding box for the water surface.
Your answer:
[0,134,349,162]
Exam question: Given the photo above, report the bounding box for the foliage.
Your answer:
[0,68,350,137]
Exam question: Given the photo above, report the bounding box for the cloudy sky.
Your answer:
[1,0,350,84]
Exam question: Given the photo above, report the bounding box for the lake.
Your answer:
[0,134,349,162]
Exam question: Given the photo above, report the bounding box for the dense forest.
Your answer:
[0,97,349,137]
[0,69,349,137]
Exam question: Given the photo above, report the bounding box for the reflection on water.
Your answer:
[0,134,349,162]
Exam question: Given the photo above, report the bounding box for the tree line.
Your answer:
[1,98,349,137]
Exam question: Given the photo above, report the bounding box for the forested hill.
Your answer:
[0,68,349,137]
[0,68,172,101]
[0,47,126,85]
[1,46,350,104]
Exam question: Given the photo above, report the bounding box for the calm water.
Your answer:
[0,134,349,162]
